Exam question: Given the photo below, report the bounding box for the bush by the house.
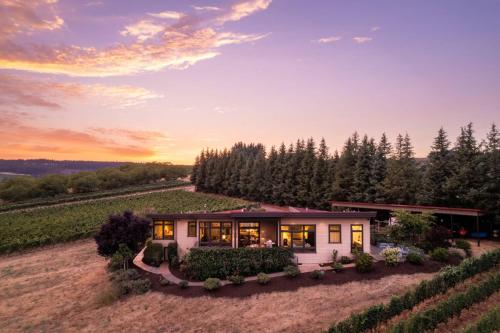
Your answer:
[389,272,500,333]
[203,278,221,291]
[389,211,432,246]
[284,265,300,278]
[430,247,449,262]
[228,275,245,285]
[95,210,150,257]
[406,252,424,265]
[327,249,500,333]
[381,247,401,267]
[257,272,270,285]
[183,247,293,280]
[423,225,452,250]
[311,270,325,279]
[142,243,163,267]
[166,242,179,267]
[340,256,353,264]
[455,239,472,257]
[159,277,170,286]
[179,280,189,289]
[355,253,374,273]
[332,262,344,272]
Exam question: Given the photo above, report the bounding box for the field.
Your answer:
[0,190,249,254]
[0,239,438,333]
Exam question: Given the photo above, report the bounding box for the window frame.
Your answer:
[350,224,364,253]
[280,224,316,252]
[153,220,175,240]
[328,224,342,244]
[238,221,261,247]
[199,221,233,247]
[187,220,197,238]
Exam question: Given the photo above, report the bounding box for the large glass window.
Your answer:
[199,221,232,246]
[329,224,341,243]
[351,224,363,252]
[153,221,174,240]
[238,222,260,247]
[187,221,197,237]
[280,225,315,251]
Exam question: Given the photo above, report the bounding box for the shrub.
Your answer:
[179,280,189,289]
[183,247,293,280]
[355,253,374,273]
[311,270,325,279]
[389,211,432,246]
[459,305,500,333]
[284,265,300,278]
[203,278,221,291]
[327,249,500,333]
[340,256,353,264]
[332,262,344,272]
[110,269,150,295]
[166,242,179,267]
[228,275,245,285]
[332,249,338,263]
[431,247,449,262]
[455,239,472,257]
[257,272,270,285]
[142,243,163,267]
[129,278,151,294]
[95,210,150,257]
[159,277,170,286]
[381,247,401,267]
[424,225,452,250]
[96,286,121,306]
[406,252,424,265]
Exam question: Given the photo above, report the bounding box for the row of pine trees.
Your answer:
[191,123,499,223]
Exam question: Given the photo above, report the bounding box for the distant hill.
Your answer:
[0,159,128,177]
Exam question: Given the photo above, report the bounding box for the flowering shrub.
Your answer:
[381,247,401,267]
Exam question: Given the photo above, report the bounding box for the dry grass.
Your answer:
[0,240,439,333]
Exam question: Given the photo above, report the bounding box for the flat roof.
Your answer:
[331,201,484,217]
[148,210,376,220]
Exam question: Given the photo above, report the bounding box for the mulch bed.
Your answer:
[136,257,460,299]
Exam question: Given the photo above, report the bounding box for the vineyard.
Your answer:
[327,249,500,333]
[0,190,250,254]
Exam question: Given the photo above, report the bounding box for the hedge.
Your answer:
[327,249,500,333]
[389,272,500,333]
[183,247,294,280]
[142,243,163,267]
[459,305,500,333]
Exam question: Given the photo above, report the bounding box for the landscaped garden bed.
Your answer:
[136,259,456,298]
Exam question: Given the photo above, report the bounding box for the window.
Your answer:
[199,221,232,246]
[187,221,197,237]
[280,225,315,252]
[351,224,363,253]
[153,220,174,240]
[329,224,341,243]
[238,222,260,247]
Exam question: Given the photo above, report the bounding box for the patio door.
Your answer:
[238,222,260,247]
[351,225,363,253]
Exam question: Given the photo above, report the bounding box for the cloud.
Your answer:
[148,11,184,20]
[0,115,163,160]
[0,74,162,110]
[120,20,165,42]
[314,36,342,44]
[353,36,373,44]
[192,5,221,11]
[370,26,380,32]
[0,0,272,77]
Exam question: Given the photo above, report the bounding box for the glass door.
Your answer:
[351,225,363,253]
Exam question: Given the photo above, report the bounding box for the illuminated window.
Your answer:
[280,225,315,252]
[351,224,363,253]
[153,221,174,240]
[329,224,341,243]
[199,221,232,246]
[238,222,260,247]
[188,221,197,237]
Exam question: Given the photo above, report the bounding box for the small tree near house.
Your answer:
[95,210,150,257]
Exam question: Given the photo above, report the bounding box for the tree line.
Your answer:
[0,163,190,202]
[191,123,499,224]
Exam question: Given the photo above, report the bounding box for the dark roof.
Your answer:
[331,201,484,217]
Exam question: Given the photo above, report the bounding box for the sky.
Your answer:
[0,0,499,164]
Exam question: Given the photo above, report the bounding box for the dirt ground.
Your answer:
[0,240,444,333]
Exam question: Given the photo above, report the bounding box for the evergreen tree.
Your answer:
[372,133,391,203]
[311,138,331,209]
[272,143,288,205]
[478,124,499,222]
[297,138,316,207]
[332,135,358,201]
[248,149,266,200]
[352,135,376,202]
[419,127,452,205]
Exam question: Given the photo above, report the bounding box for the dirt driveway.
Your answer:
[0,240,440,333]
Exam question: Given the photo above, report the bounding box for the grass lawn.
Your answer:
[0,239,437,333]
[0,190,249,254]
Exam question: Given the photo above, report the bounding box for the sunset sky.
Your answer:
[0,0,499,164]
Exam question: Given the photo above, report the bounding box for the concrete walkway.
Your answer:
[133,248,336,287]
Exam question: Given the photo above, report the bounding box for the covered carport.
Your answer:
[331,201,486,246]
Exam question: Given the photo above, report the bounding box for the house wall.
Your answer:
[280,217,371,264]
